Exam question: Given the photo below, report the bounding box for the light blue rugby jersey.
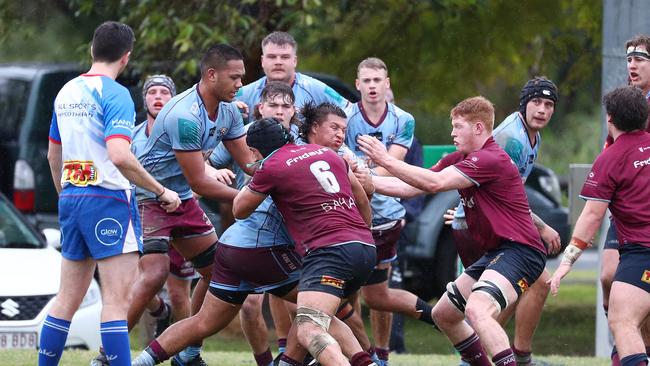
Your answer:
[137,84,246,200]
[235,73,350,123]
[210,125,300,248]
[455,111,540,220]
[344,102,415,225]
[492,111,540,181]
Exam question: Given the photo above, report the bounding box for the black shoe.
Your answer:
[171,354,208,366]
[89,348,109,366]
[154,301,172,338]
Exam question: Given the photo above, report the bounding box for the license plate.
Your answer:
[0,332,38,349]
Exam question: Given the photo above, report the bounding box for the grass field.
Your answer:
[4,350,611,366]
[1,271,606,365]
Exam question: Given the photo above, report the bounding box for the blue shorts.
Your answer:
[464,241,546,296]
[614,244,650,293]
[58,185,142,260]
[298,242,376,298]
[604,219,619,250]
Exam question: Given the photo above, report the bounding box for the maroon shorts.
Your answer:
[139,198,214,253]
[371,220,404,265]
[210,243,302,294]
[169,246,196,280]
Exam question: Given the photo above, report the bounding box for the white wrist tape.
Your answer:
[561,244,583,266]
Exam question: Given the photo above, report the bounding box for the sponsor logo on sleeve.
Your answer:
[179,118,200,145]
[320,275,345,289]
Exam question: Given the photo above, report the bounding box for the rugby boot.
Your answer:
[171,354,208,366]
[89,348,109,366]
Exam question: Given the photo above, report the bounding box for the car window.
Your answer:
[0,199,43,248]
[0,78,31,140]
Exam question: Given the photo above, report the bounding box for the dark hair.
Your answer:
[200,44,244,75]
[261,31,297,53]
[602,86,648,132]
[247,118,294,157]
[299,102,347,141]
[518,76,558,121]
[91,21,135,63]
[252,81,299,126]
[626,35,650,54]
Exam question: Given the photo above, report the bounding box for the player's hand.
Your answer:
[205,164,235,186]
[548,262,572,296]
[443,208,456,225]
[158,188,181,213]
[357,135,390,167]
[354,166,374,195]
[540,224,562,255]
[342,153,359,171]
[234,100,249,120]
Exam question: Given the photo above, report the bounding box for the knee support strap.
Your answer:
[471,280,509,313]
[335,301,355,322]
[295,306,332,331]
[445,282,467,313]
[307,332,336,359]
[142,238,170,255]
[190,242,217,269]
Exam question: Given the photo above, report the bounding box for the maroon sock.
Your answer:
[512,345,532,365]
[612,345,622,366]
[374,347,389,361]
[254,348,273,366]
[350,351,373,366]
[492,349,516,366]
[146,339,170,363]
[279,354,301,366]
[453,333,490,366]
[277,338,287,350]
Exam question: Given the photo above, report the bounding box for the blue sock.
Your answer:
[38,315,70,366]
[101,320,131,366]
[179,345,201,362]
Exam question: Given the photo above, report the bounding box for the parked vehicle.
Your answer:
[0,63,141,229]
[0,192,102,350]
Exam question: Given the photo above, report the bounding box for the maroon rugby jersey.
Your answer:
[432,137,545,253]
[581,131,650,247]
[248,143,374,256]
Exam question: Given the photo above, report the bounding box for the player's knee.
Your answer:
[470,280,509,316]
[240,296,263,319]
[361,287,386,308]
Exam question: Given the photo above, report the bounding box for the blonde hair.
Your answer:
[357,57,388,76]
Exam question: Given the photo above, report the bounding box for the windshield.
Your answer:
[0,77,31,140]
[0,198,43,249]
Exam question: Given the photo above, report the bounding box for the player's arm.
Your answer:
[175,149,239,202]
[549,199,608,294]
[223,136,257,176]
[372,176,425,199]
[106,138,180,211]
[348,170,372,226]
[47,141,63,194]
[372,144,408,176]
[358,135,472,193]
[232,186,266,219]
[531,212,561,255]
